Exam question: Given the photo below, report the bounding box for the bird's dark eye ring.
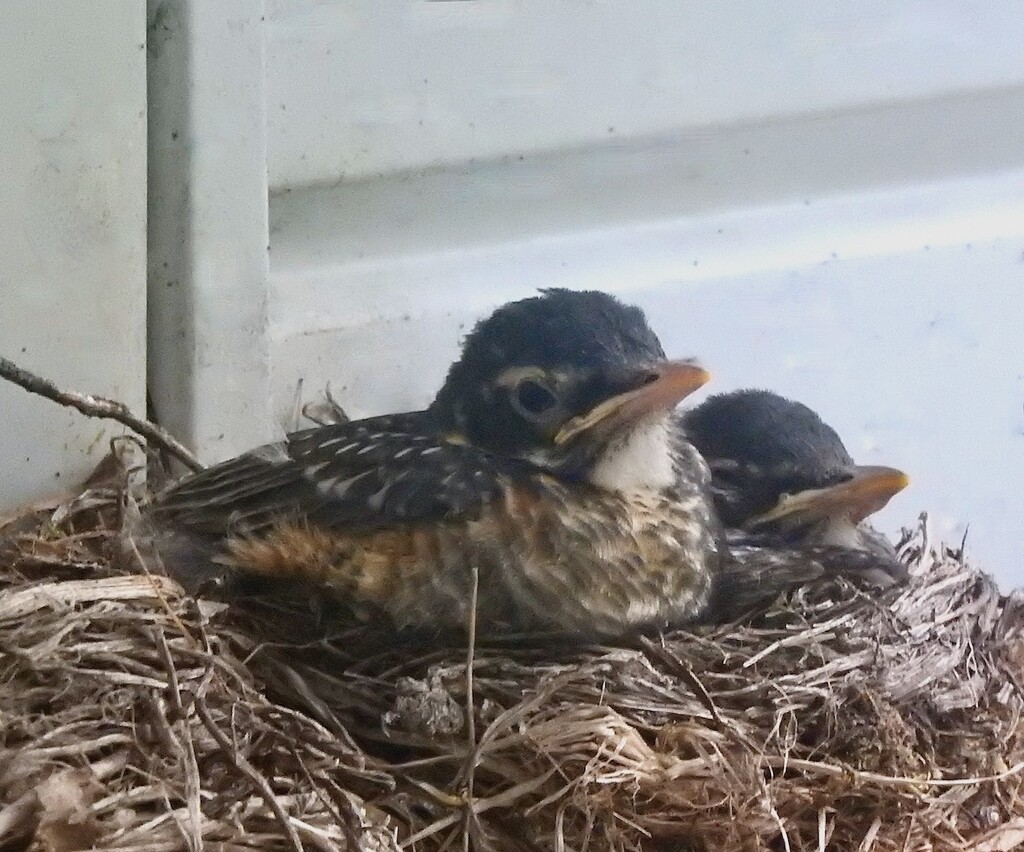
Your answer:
[514,379,558,417]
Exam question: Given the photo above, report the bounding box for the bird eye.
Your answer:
[513,379,558,418]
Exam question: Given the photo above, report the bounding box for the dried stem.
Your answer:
[0,355,202,472]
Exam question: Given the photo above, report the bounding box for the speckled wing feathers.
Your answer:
[150,413,514,536]
[149,412,720,637]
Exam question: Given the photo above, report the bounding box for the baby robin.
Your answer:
[149,289,719,638]
[682,389,910,618]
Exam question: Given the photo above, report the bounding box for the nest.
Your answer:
[2,447,1023,851]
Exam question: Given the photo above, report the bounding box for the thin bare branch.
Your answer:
[0,355,202,472]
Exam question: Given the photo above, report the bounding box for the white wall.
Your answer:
[147,0,275,462]
[0,2,147,505]
[147,2,1024,585]
[264,1,1024,187]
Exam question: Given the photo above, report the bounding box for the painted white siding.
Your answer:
[147,0,275,461]
[264,1,1024,187]
[257,3,1024,584]
[145,2,1024,584]
[0,1,147,505]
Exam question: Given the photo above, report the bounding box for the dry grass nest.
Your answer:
[2,444,1023,852]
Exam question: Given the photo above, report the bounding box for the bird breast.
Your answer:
[218,476,718,638]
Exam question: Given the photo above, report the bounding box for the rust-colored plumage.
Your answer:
[210,475,716,636]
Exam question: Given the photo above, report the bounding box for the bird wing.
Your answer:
[707,530,909,622]
[149,412,514,536]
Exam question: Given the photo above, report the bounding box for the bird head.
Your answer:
[748,464,909,538]
[684,389,909,544]
[430,289,710,491]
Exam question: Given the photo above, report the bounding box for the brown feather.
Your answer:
[215,478,718,638]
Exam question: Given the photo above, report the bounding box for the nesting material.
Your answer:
[1,453,1023,852]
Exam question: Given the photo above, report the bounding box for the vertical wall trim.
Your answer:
[147,0,273,462]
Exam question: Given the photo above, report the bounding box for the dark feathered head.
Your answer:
[684,389,908,533]
[431,289,709,485]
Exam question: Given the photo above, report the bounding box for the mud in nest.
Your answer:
[2,447,1023,851]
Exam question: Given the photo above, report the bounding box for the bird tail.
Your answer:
[120,497,227,594]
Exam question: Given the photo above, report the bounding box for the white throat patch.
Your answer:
[818,515,866,549]
[589,416,676,493]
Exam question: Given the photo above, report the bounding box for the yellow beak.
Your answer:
[554,361,711,446]
[747,464,910,528]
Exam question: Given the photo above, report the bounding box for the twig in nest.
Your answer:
[301,381,351,426]
[400,772,557,849]
[154,628,204,852]
[0,355,203,472]
[194,696,305,852]
[462,565,481,851]
[765,755,1024,790]
[640,635,723,725]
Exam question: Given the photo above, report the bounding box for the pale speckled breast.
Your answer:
[491,480,719,636]
[220,475,719,639]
